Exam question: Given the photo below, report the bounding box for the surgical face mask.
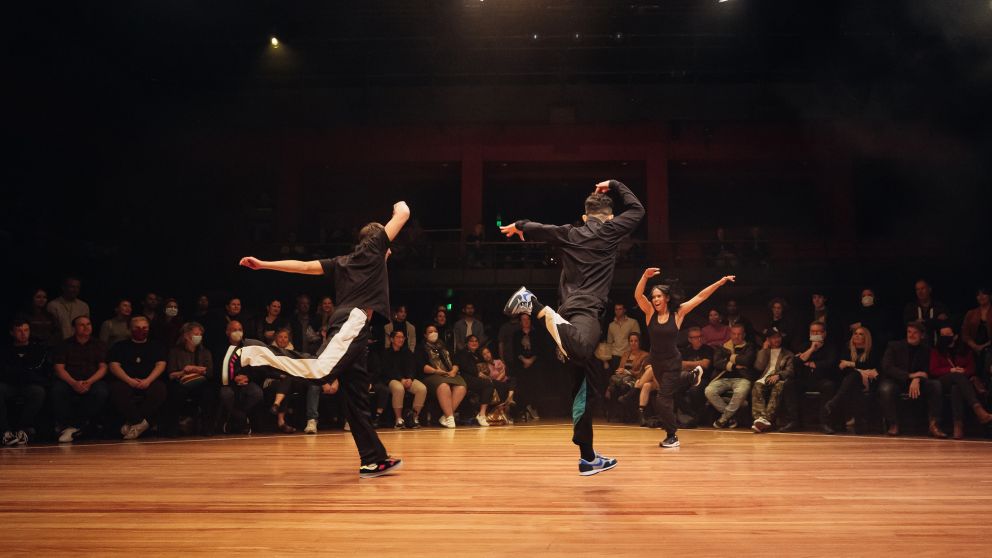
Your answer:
[426,332,439,343]
[861,296,874,307]
[230,331,244,343]
[165,307,179,317]
[191,335,203,346]
[810,334,825,343]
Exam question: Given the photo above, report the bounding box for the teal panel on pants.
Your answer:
[572,378,587,425]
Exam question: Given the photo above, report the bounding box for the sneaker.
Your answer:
[728,418,738,429]
[684,365,704,387]
[58,426,80,443]
[578,453,618,476]
[476,414,489,427]
[752,420,769,433]
[440,415,456,429]
[394,418,405,429]
[503,286,535,316]
[124,419,150,440]
[411,415,421,429]
[359,457,403,479]
[304,419,318,434]
[660,434,680,448]
[2,431,16,446]
[343,421,351,432]
[14,430,29,446]
[526,404,540,420]
[712,418,728,429]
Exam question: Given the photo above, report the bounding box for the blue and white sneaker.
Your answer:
[660,434,680,448]
[578,453,618,476]
[682,365,704,387]
[503,286,536,316]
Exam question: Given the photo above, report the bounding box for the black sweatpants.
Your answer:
[239,307,388,465]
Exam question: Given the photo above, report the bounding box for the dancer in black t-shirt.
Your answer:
[235,201,410,479]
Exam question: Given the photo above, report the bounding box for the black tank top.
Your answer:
[648,312,682,373]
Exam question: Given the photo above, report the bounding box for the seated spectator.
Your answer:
[824,326,880,433]
[929,323,992,439]
[706,324,756,428]
[108,316,168,440]
[708,226,739,268]
[454,303,486,352]
[750,329,794,433]
[253,298,288,346]
[961,287,991,394]
[902,279,950,346]
[803,292,837,344]
[418,324,466,428]
[207,296,247,366]
[787,321,840,434]
[51,316,109,443]
[99,299,133,347]
[481,346,516,414]
[216,320,263,434]
[160,298,183,347]
[846,288,889,347]
[303,378,339,434]
[383,304,416,352]
[880,322,945,438]
[1,319,50,446]
[701,308,731,349]
[607,332,649,418]
[140,292,165,342]
[497,315,520,363]
[290,294,322,356]
[380,329,426,428]
[743,226,769,267]
[266,328,308,433]
[761,298,796,350]
[23,288,59,345]
[725,299,757,343]
[162,322,213,437]
[455,334,496,427]
[511,313,543,420]
[316,296,335,340]
[676,328,714,428]
[192,294,211,323]
[47,276,90,341]
[433,308,455,353]
[606,303,641,371]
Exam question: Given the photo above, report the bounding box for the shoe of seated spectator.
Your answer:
[58,427,80,444]
[123,419,150,440]
[712,418,729,429]
[660,434,680,448]
[476,414,489,427]
[526,404,540,420]
[304,419,318,434]
[411,415,421,429]
[503,286,535,316]
[728,418,738,429]
[681,365,704,387]
[578,453,618,476]
[440,415,456,429]
[394,418,405,429]
[359,456,403,479]
[778,421,798,433]
[14,430,28,446]
[751,419,770,433]
[2,431,16,447]
[343,421,351,432]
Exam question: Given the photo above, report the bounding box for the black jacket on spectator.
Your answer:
[881,340,930,383]
[713,341,757,381]
[380,346,417,382]
[2,342,51,386]
[793,341,839,383]
[108,340,167,380]
[454,348,485,379]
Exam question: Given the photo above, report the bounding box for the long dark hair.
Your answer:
[650,280,684,313]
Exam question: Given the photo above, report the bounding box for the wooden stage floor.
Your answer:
[2,421,990,557]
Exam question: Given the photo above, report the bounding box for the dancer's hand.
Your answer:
[642,267,661,278]
[594,180,611,194]
[720,275,736,285]
[240,256,264,270]
[500,223,525,241]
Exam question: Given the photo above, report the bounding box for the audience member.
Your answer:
[743,226,769,267]
[162,321,213,437]
[497,315,520,363]
[824,326,879,433]
[160,298,184,347]
[804,291,836,343]
[511,313,543,420]
[929,323,992,439]
[787,321,840,434]
[433,308,455,353]
[606,303,641,371]
[192,294,211,323]
[380,329,425,428]
[761,298,796,349]
[418,324,466,428]
[707,324,756,428]
[701,308,730,349]
[750,329,794,432]
[384,305,416,352]
[902,280,950,346]
[51,316,108,443]
[677,327,713,428]
[216,320,263,434]
[1,320,50,446]
[481,346,516,414]
[99,299,133,347]
[608,332,649,416]
[23,288,60,345]
[253,298,288,345]
[725,299,756,343]
[846,288,889,347]
[961,287,991,392]
[289,294,322,355]
[107,316,168,440]
[454,303,486,352]
[303,378,340,434]
[880,322,945,438]
[141,292,166,341]
[316,296,335,340]
[454,334,496,426]
[709,227,739,268]
[47,276,90,341]
[266,328,307,433]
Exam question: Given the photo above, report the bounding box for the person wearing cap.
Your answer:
[879,321,946,438]
[751,328,794,433]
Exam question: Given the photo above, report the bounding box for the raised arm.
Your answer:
[676,275,736,325]
[634,267,660,318]
[500,220,570,244]
[384,201,411,242]
[599,180,645,237]
[239,258,324,275]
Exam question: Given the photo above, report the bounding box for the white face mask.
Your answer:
[191,335,203,346]
[861,296,874,307]
[230,331,244,342]
[810,334,825,343]
[165,307,178,317]
[426,332,439,343]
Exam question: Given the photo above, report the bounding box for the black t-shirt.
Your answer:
[681,344,715,374]
[109,340,167,380]
[319,228,391,319]
[381,346,417,381]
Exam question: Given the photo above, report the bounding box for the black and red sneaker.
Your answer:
[359,457,403,479]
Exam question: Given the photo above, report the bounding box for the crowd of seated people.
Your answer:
[2,276,991,448]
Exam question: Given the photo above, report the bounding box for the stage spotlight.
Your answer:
[531,33,540,41]
[270,36,280,48]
